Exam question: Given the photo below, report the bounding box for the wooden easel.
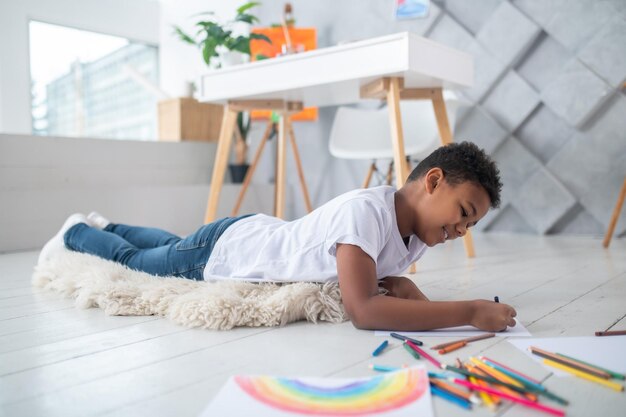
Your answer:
[603,177,626,248]
[360,77,476,259]
[204,99,312,222]
[231,117,313,217]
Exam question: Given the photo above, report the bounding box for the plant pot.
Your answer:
[218,50,248,67]
[229,163,250,183]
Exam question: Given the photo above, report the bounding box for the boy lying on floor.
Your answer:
[39,141,516,332]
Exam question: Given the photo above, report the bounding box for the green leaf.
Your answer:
[250,33,272,44]
[228,36,251,54]
[235,13,259,24]
[172,26,196,45]
[201,37,220,66]
[236,2,260,15]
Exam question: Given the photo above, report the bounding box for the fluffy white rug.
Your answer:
[32,250,347,330]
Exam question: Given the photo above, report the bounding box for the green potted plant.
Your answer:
[173,1,271,68]
[173,2,271,183]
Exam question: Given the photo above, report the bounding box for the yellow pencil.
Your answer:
[543,359,624,392]
[470,375,495,410]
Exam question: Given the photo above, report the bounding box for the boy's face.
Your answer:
[415,169,491,247]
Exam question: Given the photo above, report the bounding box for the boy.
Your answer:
[39,141,516,332]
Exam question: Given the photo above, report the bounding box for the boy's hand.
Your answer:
[379,276,429,301]
[470,300,517,332]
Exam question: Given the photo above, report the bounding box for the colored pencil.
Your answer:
[469,375,497,410]
[480,355,542,384]
[475,359,569,406]
[469,358,535,401]
[430,385,472,409]
[438,341,467,354]
[430,378,476,403]
[542,359,624,392]
[390,332,423,346]
[372,340,389,356]
[479,357,546,392]
[406,340,443,369]
[556,352,625,380]
[595,329,626,336]
[452,378,566,417]
[530,346,611,379]
[402,341,421,359]
[368,363,400,372]
[431,333,496,350]
[446,363,569,405]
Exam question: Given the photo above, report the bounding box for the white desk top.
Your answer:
[197,32,473,107]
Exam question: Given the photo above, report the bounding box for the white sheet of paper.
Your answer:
[375,318,531,338]
[508,336,626,377]
[200,366,434,417]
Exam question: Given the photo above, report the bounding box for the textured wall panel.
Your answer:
[455,106,508,154]
[516,33,570,91]
[492,137,542,204]
[483,70,540,131]
[444,0,501,34]
[511,168,577,234]
[516,104,574,163]
[541,59,613,128]
[476,1,541,67]
[577,17,626,88]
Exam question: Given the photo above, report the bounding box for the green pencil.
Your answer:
[403,341,421,359]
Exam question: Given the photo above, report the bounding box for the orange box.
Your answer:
[250,27,318,122]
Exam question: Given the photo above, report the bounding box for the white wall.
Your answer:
[0,0,160,134]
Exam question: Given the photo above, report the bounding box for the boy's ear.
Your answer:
[425,168,444,194]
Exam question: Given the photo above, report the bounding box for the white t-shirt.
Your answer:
[203,186,427,282]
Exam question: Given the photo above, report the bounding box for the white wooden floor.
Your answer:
[1,233,625,417]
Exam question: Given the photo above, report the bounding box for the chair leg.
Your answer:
[386,161,394,186]
[603,177,626,248]
[287,120,313,213]
[363,162,377,189]
[231,120,274,216]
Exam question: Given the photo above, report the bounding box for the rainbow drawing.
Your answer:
[234,367,428,415]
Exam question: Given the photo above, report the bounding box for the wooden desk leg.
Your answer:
[288,120,313,213]
[603,177,626,248]
[386,77,409,190]
[387,78,416,273]
[274,113,288,218]
[431,88,475,258]
[204,107,238,223]
[231,120,274,216]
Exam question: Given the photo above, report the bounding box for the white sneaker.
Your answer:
[87,211,111,230]
[38,213,88,265]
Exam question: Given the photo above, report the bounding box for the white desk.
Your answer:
[197,32,477,256]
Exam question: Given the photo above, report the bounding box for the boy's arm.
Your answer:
[379,276,429,301]
[336,243,516,332]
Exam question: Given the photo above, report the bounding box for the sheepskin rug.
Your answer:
[32,250,347,330]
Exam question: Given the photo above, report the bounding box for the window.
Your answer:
[29,21,159,141]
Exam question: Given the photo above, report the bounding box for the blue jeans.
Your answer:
[64,215,253,280]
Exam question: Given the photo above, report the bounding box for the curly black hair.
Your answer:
[407,141,502,208]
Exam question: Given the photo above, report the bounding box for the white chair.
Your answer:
[329,91,462,187]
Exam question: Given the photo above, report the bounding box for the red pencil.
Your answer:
[406,340,444,369]
[452,378,565,417]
